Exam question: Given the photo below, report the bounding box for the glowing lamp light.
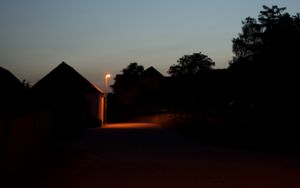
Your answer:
[104,73,111,125]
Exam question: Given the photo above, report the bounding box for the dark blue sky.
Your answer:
[1,0,299,88]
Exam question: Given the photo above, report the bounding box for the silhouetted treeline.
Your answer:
[110,5,299,119]
[109,5,300,151]
[229,5,300,118]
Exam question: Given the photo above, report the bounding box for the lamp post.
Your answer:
[104,74,111,125]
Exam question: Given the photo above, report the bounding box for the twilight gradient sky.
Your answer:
[0,0,299,88]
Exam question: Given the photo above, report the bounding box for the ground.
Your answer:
[11,122,300,188]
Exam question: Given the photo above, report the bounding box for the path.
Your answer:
[28,123,300,187]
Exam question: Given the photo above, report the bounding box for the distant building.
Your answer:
[31,62,104,129]
[114,66,166,114]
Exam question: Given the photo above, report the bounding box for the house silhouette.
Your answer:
[31,62,104,131]
[113,66,165,115]
[0,67,26,117]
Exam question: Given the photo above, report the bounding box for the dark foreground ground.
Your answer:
[8,122,300,188]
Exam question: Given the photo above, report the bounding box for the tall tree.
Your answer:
[168,52,215,77]
[230,5,300,70]
[111,62,144,94]
[121,62,144,76]
[229,5,300,114]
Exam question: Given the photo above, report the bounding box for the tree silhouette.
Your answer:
[229,5,300,116]
[121,62,144,76]
[168,52,215,77]
[230,5,300,70]
[22,79,31,89]
[111,62,144,94]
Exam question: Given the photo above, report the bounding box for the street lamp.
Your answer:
[104,74,111,125]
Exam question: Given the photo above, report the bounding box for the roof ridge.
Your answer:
[31,62,103,94]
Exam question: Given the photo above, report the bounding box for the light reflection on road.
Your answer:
[103,123,160,129]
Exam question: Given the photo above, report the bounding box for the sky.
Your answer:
[0,0,299,89]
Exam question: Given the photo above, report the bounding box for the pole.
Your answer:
[104,74,110,125]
